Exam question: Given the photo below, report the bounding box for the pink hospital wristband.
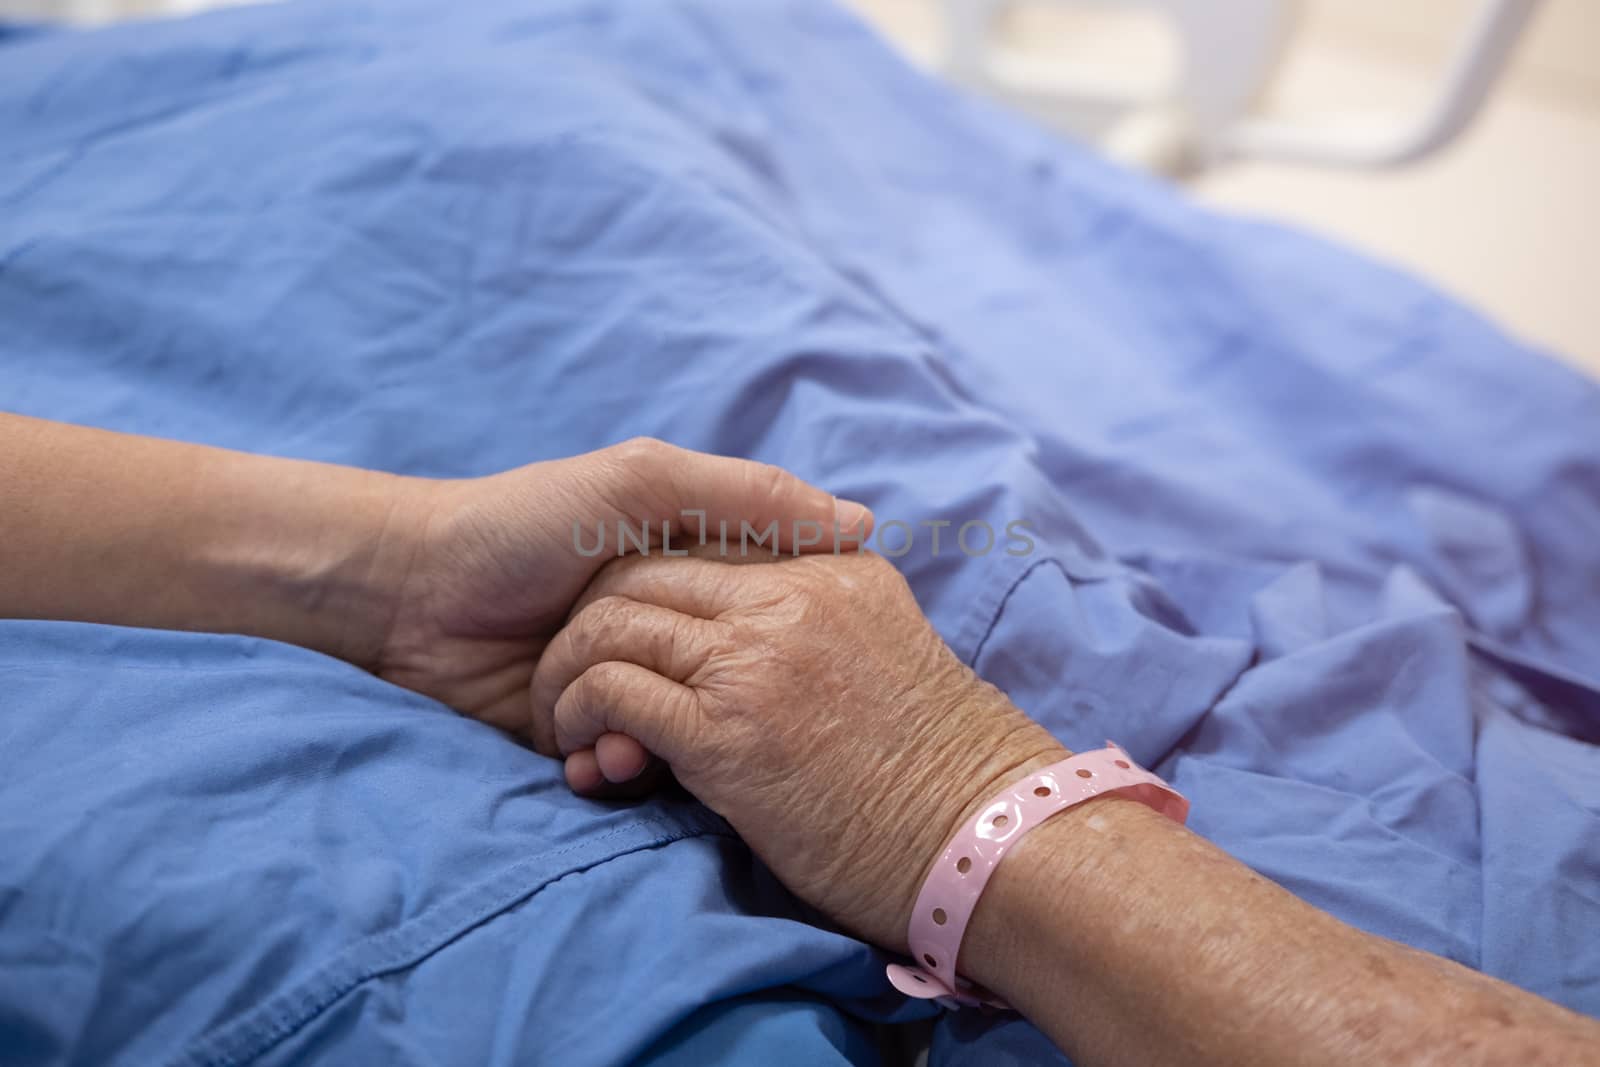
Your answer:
[885,742,1189,1009]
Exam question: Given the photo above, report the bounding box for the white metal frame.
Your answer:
[938,0,1544,175]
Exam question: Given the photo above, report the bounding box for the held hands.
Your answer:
[374,434,1063,946]
[374,438,868,736]
[526,550,1067,949]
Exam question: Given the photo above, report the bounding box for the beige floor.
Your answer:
[846,0,1600,381]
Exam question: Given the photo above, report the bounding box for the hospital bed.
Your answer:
[1,1,1596,1064]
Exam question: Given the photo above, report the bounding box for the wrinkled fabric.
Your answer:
[1,1,1597,1065]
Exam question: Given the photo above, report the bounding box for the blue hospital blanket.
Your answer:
[2,1,1598,1064]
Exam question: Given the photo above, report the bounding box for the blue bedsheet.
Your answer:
[2,1,1597,1064]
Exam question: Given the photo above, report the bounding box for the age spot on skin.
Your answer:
[1365,955,1395,981]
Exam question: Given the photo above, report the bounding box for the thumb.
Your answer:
[612,438,872,554]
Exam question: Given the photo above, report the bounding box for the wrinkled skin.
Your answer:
[528,549,1067,948]
[375,437,867,737]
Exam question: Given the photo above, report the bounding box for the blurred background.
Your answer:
[3,0,1595,377]
[848,0,1598,378]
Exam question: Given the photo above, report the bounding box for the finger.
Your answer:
[554,660,701,760]
[527,595,722,756]
[563,741,669,801]
[568,555,749,622]
[596,731,651,782]
[616,439,874,554]
[565,748,604,793]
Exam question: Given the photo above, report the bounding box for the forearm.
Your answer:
[0,414,417,667]
[962,796,1600,1066]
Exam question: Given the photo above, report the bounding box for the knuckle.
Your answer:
[655,612,690,666]
[617,436,679,472]
[752,461,796,506]
[603,437,673,486]
[584,659,631,691]
[616,435,667,460]
[694,621,745,670]
[576,594,634,639]
[663,608,697,648]
[565,664,599,707]
[565,661,624,725]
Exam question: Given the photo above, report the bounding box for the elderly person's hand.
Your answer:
[531,549,1600,1067]
[528,550,1067,948]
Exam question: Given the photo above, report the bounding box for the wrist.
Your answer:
[958,793,1170,1004]
[887,689,1070,951]
[319,468,439,672]
[215,455,434,671]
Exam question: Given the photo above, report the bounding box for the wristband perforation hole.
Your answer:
[1114,759,1131,769]
[923,954,938,968]
[1076,768,1093,778]
[932,907,947,925]
[956,856,971,874]
[992,814,1008,828]
[1034,785,1051,797]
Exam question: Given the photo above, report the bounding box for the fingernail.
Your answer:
[607,759,648,784]
[833,497,872,532]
